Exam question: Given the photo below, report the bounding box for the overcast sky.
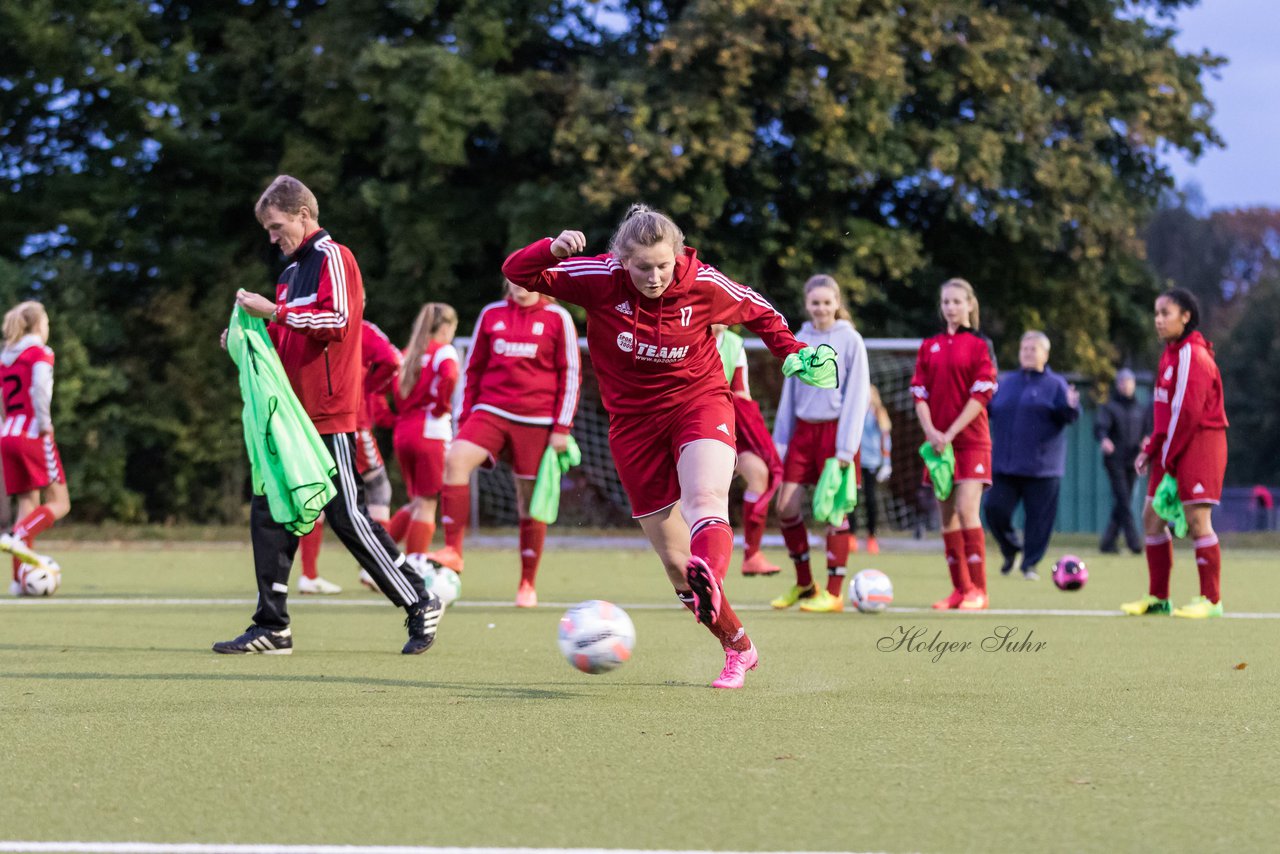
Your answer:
[1165,0,1280,209]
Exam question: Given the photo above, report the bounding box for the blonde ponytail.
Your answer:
[3,301,48,346]
[399,302,458,396]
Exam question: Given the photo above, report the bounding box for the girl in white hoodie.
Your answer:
[1,302,70,595]
[770,276,871,612]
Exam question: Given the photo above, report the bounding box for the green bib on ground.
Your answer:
[227,307,336,535]
[782,344,839,389]
[919,442,956,502]
[813,457,858,527]
[1153,473,1188,538]
[530,436,582,524]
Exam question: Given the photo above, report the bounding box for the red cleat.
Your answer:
[931,589,965,610]
[740,552,781,577]
[424,546,464,574]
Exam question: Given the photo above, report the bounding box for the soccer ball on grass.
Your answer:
[558,599,636,674]
[1052,555,1088,591]
[849,568,893,613]
[21,562,62,597]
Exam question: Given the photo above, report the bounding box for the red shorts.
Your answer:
[782,419,837,486]
[921,446,992,488]
[1146,429,1226,504]
[2,434,65,495]
[354,428,384,475]
[393,424,446,499]
[455,409,552,479]
[609,392,736,518]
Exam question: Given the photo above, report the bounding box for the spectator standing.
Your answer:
[1095,368,1150,553]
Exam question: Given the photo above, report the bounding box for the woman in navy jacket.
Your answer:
[984,331,1080,579]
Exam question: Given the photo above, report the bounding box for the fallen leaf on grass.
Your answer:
[775,754,797,761]
[1234,662,1247,670]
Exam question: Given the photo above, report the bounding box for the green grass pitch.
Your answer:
[1,538,1277,853]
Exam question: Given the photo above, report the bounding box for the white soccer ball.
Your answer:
[21,563,62,597]
[427,567,461,607]
[850,568,893,613]
[558,599,636,674]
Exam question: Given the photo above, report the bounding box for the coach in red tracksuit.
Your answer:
[911,277,998,611]
[213,175,441,656]
[502,204,812,689]
[1124,288,1229,618]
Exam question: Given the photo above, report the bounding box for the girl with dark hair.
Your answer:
[1122,288,1229,618]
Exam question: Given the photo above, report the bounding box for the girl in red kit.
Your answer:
[1123,288,1229,619]
[429,281,580,608]
[911,278,998,610]
[503,205,816,689]
[0,302,71,595]
[394,304,460,567]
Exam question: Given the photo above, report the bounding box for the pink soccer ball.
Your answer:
[1052,555,1088,591]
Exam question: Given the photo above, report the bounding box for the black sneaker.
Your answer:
[1000,552,1019,576]
[402,591,443,655]
[212,625,293,655]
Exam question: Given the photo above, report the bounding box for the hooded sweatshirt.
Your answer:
[0,334,55,436]
[771,319,871,463]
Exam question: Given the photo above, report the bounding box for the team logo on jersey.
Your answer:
[930,343,941,353]
[616,332,635,353]
[1163,366,1173,381]
[1154,388,1169,403]
[493,321,506,331]
[532,321,545,335]
[493,338,539,359]
[615,300,633,316]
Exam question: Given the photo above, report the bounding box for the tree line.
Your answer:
[0,1,1233,521]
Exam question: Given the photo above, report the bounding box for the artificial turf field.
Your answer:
[1,537,1277,854]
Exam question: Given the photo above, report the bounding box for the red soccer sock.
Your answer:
[962,527,987,594]
[780,516,812,588]
[299,521,324,580]
[519,518,547,585]
[1194,534,1222,604]
[943,529,971,594]
[709,595,752,652]
[13,505,56,542]
[406,519,436,555]
[1145,533,1174,600]
[742,494,767,559]
[440,484,470,553]
[825,530,850,597]
[386,505,412,543]
[12,556,21,583]
[690,517,733,583]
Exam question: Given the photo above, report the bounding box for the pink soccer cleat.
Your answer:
[712,643,759,689]
[515,581,538,608]
[931,589,965,610]
[685,556,722,627]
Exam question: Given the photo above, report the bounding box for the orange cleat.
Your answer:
[931,589,965,610]
[866,536,880,555]
[424,546,464,574]
[741,552,782,576]
[958,590,988,610]
[849,535,860,553]
[515,581,538,608]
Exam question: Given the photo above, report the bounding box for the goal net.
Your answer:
[450,337,929,534]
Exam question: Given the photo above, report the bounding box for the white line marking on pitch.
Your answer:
[0,597,1277,620]
[0,844,869,854]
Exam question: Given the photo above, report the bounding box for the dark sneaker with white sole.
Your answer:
[402,591,443,655]
[212,625,293,655]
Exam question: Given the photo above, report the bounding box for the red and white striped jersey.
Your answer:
[460,295,580,432]
[910,328,998,451]
[0,335,55,438]
[502,239,804,416]
[1147,330,1228,467]
[397,340,461,440]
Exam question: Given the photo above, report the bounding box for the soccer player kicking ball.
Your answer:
[1122,288,1228,619]
[502,205,832,688]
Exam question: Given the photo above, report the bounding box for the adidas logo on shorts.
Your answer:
[717,423,730,436]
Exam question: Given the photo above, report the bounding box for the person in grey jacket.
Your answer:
[769,275,871,612]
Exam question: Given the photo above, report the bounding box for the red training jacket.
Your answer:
[267,228,363,434]
[460,295,581,433]
[1146,330,1228,468]
[502,239,804,416]
[910,328,998,451]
